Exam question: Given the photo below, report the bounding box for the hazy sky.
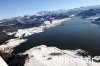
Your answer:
[0,0,100,19]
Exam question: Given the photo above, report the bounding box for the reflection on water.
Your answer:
[13,17,100,56]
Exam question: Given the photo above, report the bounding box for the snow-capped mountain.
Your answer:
[0,5,100,44]
[1,5,100,28]
[0,5,100,66]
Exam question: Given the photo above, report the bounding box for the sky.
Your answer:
[0,0,100,19]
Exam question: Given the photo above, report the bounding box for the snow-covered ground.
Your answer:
[15,18,70,38]
[0,18,70,53]
[85,14,100,20]
[1,17,100,66]
[0,56,8,66]
[23,45,100,66]
[0,39,27,53]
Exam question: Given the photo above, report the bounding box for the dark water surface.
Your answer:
[13,17,100,56]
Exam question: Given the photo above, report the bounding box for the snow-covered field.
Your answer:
[23,45,100,66]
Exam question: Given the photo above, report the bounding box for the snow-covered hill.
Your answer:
[23,45,100,66]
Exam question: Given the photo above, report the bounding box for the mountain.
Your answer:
[0,5,100,66]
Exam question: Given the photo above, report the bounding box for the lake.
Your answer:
[13,17,100,56]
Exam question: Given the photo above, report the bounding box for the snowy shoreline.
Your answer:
[0,17,100,66]
[0,18,71,53]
